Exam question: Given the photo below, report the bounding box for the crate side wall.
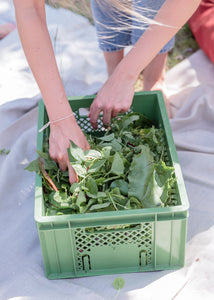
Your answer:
[154,217,188,268]
[36,216,188,279]
[35,100,46,220]
[37,223,78,278]
[35,92,189,279]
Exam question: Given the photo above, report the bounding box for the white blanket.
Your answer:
[0,1,214,299]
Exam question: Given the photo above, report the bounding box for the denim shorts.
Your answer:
[91,0,175,53]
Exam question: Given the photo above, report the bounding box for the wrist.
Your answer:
[115,56,140,85]
[44,94,73,122]
[48,109,74,123]
[39,112,76,133]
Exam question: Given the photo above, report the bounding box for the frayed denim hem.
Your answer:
[98,41,133,52]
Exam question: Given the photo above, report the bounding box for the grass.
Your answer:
[46,0,93,22]
[167,23,199,70]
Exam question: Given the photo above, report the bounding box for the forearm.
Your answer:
[13,0,71,120]
[117,0,201,80]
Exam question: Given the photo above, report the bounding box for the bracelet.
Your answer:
[38,113,74,133]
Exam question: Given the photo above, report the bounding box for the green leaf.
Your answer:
[76,190,86,206]
[113,277,125,290]
[128,145,163,208]
[144,126,158,144]
[120,114,139,130]
[44,159,58,170]
[86,177,98,195]
[68,140,86,163]
[89,202,111,211]
[97,133,115,142]
[37,150,50,160]
[155,160,176,203]
[70,182,81,194]
[24,159,40,172]
[97,191,107,198]
[86,191,98,199]
[49,191,71,209]
[96,177,106,185]
[0,148,10,155]
[72,164,87,177]
[110,188,127,209]
[80,198,97,213]
[131,112,154,128]
[101,139,122,152]
[104,175,120,183]
[61,183,70,193]
[122,131,136,144]
[155,160,175,186]
[87,158,106,173]
[110,152,124,176]
[110,179,128,195]
[85,149,102,160]
[130,197,142,209]
[101,146,112,159]
[36,151,58,171]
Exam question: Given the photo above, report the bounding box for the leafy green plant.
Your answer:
[26,112,177,216]
[113,277,125,300]
[0,148,10,155]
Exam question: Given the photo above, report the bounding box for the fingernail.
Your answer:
[91,123,97,129]
[75,173,79,182]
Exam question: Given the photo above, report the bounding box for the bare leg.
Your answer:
[0,23,16,40]
[103,49,124,76]
[143,52,167,90]
[143,52,172,118]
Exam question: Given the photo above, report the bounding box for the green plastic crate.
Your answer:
[35,91,189,279]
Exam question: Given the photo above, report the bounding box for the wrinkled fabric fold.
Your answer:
[0,1,214,299]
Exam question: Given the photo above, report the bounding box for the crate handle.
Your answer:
[82,254,91,272]
[139,250,148,266]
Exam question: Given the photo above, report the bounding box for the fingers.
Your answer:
[50,149,78,184]
[90,100,129,128]
[89,96,116,129]
[82,136,90,151]
[89,101,101,129]
[48,119,90,185]
[111,107,122,118]
[102,106,112,127]
[103,106,122,126]
[68,163,79,184]
[49,146,68,172]
[58,154,68,172]
[49,137,90,184]
[89,95,120,128]
[85,142,90,151]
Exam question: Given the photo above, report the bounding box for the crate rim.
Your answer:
[35,91,189,225]
[35,174,189,225]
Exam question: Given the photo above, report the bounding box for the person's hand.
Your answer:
[89,69,137,129]
[49,115,90,184]
[0,23,16,40]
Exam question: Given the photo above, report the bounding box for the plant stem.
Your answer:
[107,192,118,211]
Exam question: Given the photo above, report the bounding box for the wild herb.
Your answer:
[26,112,177,216]
[113,277,125,300]
[0,148,10,155]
